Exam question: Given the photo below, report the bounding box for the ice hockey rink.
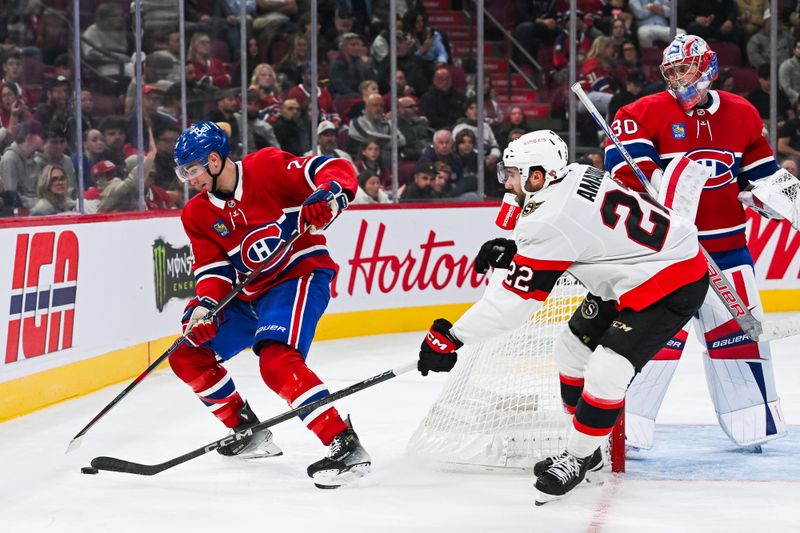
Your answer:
[2,325,799,533]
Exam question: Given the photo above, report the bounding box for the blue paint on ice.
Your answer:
[625,425,800,481]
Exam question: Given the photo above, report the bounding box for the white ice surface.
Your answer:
[2,328,800,533]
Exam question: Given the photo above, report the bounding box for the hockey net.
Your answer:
[409,273,624,471]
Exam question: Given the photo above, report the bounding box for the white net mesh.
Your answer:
[409,274,588,469]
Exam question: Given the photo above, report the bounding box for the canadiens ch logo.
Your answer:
[213,220,230,237]
[682,148,737,189]
[6,231,79,364]
[671,123,686,139]
[239,223,289,271]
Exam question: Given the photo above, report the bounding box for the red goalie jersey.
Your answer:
[181,148,357,303]
[604,90,779,253]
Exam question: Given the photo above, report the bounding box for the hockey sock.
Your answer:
[554,330,594,414]
[169,342,244,428]
[559,374,584,414]
[257,341,348,445]
[567,346,634,458]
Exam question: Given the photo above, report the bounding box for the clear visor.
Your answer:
[174,160,207,183]
[497,162,509,184]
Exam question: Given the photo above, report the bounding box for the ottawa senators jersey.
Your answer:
[452,164,707,344]
[181,148,357,303]
[604,90,779,253]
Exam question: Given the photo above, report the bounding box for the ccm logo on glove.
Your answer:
[418,318,463,376]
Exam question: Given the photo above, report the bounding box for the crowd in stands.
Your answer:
[1,0,800,216]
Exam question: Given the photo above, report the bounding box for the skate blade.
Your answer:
[534,490,565,506]
[225,440,284,460]
[312,462,371,489]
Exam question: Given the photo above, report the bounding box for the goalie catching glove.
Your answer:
[474,238,517,274]
[418,318,463,376]
[182,296,222,347]
[300,181,349,230]
[739,169,800,230]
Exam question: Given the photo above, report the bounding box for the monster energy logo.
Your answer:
[153,239,195,312]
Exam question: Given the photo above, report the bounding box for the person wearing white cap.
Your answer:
[304,120,355,168]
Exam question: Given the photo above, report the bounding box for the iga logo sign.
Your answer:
[6,231,79,364]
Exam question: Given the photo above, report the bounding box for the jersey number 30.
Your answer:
[601,190,670,251]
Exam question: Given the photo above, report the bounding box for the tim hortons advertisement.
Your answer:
[745,212,800,290]
[1,206,799,383]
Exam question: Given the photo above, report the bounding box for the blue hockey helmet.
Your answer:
[173,121,230,182]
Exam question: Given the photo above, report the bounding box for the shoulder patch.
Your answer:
[671,123,686,139]
[522,200,544,216]
[212,220,230,237]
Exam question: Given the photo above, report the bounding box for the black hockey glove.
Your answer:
[474,238,517,274]
[419,318,463,376]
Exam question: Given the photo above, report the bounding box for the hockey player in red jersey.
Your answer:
[169,121,370,488]
[416,130,708,504]
[605,35,788,450]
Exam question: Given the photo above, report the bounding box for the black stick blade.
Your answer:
[91,456,163,476]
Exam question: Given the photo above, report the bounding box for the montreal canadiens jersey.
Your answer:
[181,148,357,304]
[605,90,778,253]
[452,164,707,344]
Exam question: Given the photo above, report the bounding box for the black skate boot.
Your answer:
[534,449,599,506]
[534,447,603,477]
[217,401,283,458]
[307,417,371,489]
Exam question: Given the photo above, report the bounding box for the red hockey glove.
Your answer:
[419,318,463,376]
[300,181,349,230]
[181,296,222,347]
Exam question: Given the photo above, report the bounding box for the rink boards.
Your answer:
[1,206,798,420]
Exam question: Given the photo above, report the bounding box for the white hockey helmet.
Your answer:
[499,130,568,197]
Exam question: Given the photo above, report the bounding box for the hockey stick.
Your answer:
[66,228,307,454]
[570,83,765,340]
[88,361,418,476]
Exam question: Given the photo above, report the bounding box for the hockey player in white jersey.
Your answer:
[416,130,709,504]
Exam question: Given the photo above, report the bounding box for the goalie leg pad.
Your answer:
[257,341,348,445]
[554,329,595,413]
[169,342,244,428]
[697,264,787,445]
[568,346,634,458]
[624,327,689,449]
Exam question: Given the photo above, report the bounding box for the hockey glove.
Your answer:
[419,318,463,376]
[181,296,222,347]
[300,181,349,231]
[474,238,517,274]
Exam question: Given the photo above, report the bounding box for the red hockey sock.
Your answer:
[169,341,243,428]
[257,341,348,445]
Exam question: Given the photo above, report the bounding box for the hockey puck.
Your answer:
[81,466,99,475]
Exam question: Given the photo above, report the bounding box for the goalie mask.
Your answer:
[498,130,568,198]
[660,34,718,112]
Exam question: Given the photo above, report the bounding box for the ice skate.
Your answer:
[307,417,371,489]
[218,402,283,459]
[534,449,599,506]
[534,446,603,478]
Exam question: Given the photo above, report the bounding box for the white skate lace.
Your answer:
[329,435,344,458]
[548,454,581,484]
